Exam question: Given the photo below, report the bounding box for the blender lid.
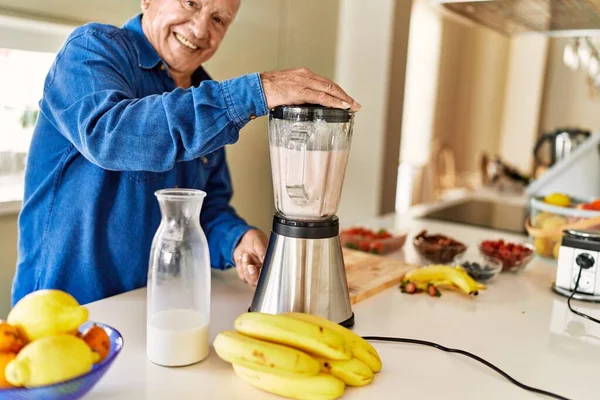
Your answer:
[270,104,353,123]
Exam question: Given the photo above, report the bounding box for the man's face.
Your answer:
[141,0,239,74]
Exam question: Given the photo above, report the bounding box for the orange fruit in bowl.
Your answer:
[0,320,26,354]
[81,324,111,363]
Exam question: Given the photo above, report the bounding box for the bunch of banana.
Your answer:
[400,265,486,297]
[213,312,382,400]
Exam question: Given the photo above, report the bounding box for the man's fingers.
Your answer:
[252,237,267,264]
[240,253,255,284]
[304,77,356,108]
[299,89,353,111]
[235,257,244,281]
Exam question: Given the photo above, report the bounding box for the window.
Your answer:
[0,14,75,208]
[0,48,56,170]
[0,48,56,204]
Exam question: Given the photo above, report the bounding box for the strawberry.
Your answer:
[403,282,416,294]
[427,284,441,297]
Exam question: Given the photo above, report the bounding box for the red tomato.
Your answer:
[369,241,384,254]
[590,200,600,210]
[358,239,371,252]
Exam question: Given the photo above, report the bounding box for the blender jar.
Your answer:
[269,105,354,221]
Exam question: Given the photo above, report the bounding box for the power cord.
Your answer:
[362,336,571,400]
[568,265,600,325]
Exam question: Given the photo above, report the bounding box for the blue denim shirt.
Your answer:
[12,14,268,306]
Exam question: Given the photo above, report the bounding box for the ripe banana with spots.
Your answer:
[213,330,320,377]
[233,364,345,400]
[316,356,374,387]
[402,265,486,295]
[234,312,352,361]
[284,312,382,373]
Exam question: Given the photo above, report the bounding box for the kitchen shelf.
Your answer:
[435,0,600,36]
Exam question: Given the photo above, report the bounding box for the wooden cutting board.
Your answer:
[343,248,417,304]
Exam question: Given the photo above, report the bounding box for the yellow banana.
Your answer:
[233,364,345,400]
[454,265,486,290]
[213,331,320,377]
[413,280,453,291]
[235,313,351,361]
[403,265,485,295]
[429,279,454,288]
[316,356,374,387]
[284,312,382,372]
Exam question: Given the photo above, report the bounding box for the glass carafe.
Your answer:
[269,105,355,221]
[147,189,211,367]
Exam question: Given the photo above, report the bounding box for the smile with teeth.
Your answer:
[175,33,198,50]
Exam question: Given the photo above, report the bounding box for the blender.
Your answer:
[249,104,355,327]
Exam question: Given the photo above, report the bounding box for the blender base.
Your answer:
[340,312,355,328]
[249,214,355,328]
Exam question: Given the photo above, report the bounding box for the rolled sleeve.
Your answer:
[221,73,269,130]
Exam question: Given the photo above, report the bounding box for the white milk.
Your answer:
[270,146,350,219]
[147,309,209,367]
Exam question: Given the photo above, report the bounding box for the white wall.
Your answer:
[540,37,600,132]
[334,0,398,225]
[499,35,549,173]
[400,0,442,169]
[0,0,139,26]
[397,1,512,209]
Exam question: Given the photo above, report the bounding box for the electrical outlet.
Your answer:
[572,270,594,293]
[571,249,598,294]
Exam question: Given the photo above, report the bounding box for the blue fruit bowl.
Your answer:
[0,321,124,400]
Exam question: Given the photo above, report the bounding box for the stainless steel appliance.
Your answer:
[554,229,600,302]
[533,128,590,170]
[249,105,355,327]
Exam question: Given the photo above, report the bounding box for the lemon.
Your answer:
[7,289,88,341]
[5,334,94,388]
[543,193,571,207]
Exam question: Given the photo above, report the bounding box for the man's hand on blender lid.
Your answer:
[260,68,361,112]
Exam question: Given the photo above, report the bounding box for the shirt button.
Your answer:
[160,64,166,71]
[249,114,256,120]
[201,157,209,165]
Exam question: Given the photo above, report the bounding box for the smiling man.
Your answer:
[11,0,360,306]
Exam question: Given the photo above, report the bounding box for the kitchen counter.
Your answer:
[0,172,24,216]
[85,213,600,400]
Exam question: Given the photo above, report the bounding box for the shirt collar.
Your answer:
[122,14,162,70]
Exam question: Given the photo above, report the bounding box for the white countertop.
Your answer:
[85,213,600,400]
